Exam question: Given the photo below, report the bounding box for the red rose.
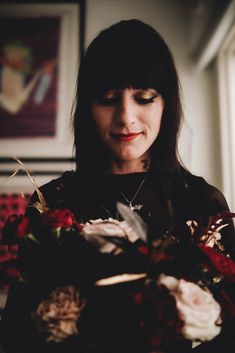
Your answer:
[134,291,143,305]
[144,283,184,348]
[0,245,12,263]
[6,267,21,279]
[198,244,235,276]
[17,217,30,239]
[41,209,76,230]
[76,222,84,231]
[138,246,149,255]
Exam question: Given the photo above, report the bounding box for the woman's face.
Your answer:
[91,88,164,172]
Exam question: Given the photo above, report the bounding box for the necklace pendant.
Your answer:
[129,202,143,211]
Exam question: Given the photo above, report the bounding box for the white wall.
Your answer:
[85,0,223,192]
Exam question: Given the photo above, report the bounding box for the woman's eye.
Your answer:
[97,96,118,106]
[135,95,158,105]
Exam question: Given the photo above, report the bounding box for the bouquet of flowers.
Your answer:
[1,165,235,351]
[134,212,235,350]
[0,200,148,346]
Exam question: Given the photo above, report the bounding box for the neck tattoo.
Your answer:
[117,176,147,211]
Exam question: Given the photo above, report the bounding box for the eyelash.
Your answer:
[97,95,158,106]
[135,96,157,105]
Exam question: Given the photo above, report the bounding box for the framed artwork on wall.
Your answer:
[0,2,82,313]
[0,3,80,159]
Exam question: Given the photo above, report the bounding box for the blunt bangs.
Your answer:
[81,19,176,100]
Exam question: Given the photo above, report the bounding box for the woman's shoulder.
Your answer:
[39,169,77,192]
[39,170,78,192]
[182,169,230,213]
[28,170,85,210]
[183,169,223,195]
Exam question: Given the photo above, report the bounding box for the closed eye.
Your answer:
[96,97,118,106]
[135,95,158,105]
[96,93,159,106]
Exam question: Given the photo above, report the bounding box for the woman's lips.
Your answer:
[112,132,142,142]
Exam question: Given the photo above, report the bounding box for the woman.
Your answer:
[1,19,235,353]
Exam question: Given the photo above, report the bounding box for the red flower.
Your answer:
[6,267,21,279]
[199,244,235,276]
[17,217,30,239]
[41,209,76,230]
[138,246,149,255]
[76,222,84,231]
[0,245,18,263]
[134,292,143,305]
[143,282,183,348]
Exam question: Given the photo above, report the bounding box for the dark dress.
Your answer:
[1,169,235,353]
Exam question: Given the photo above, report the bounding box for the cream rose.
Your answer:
[158,274,222,342]
[81,218,139,254]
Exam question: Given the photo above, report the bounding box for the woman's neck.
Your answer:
[108,158,150,174]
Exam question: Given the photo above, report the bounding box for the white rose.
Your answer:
[158,274,222,342]
[81,218,139,254]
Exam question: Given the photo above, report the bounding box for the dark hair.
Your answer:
[73,19,183,174]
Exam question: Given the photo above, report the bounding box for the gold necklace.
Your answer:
[117,175,147,211]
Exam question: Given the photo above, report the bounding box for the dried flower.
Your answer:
[186,220,198,236]
[34,285,85,343]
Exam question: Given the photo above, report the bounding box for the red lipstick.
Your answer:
[112,132,142,142]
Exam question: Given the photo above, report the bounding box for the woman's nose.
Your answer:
[114,97,136,127]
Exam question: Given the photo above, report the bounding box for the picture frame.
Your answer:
[0,3,80,159]
[0,157,76,193]
[0,3,82,313]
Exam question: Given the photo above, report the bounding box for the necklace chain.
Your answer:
[117,176,147,211]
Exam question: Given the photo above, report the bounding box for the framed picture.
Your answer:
[0,3,80,158]
[0,156,76,193]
